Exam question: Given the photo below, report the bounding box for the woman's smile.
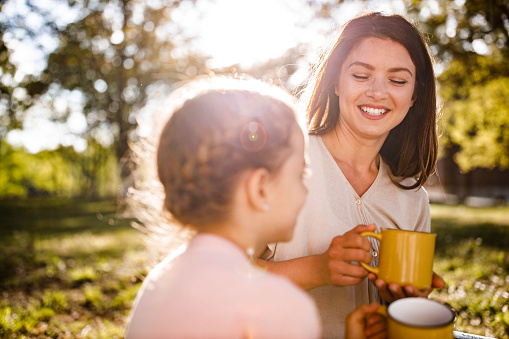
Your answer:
[359,105,390,119]
[336,37,416,141]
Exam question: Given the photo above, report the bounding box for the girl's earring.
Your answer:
[262,203,269,211]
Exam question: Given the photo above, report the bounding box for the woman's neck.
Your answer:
[321,127,385,196]
[322,126,383,169]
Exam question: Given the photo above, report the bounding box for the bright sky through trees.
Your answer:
[180,0,305,68]
[4,0,406,153]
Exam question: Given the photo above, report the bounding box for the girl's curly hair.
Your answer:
[129,75,299,262]
[158,76,298,226]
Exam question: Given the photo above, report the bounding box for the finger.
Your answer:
[403,285,417,296]
[331,261,371,277]
[367,273,378,282]
[400,283,435,298]
[367,331,388,339]
[329,248,373,264]
[366,313,385,326]
[374,279,388,293]
[329,273,366,286]
[432,272,446,289]
[375,282,396,303]
[345,223,377,236]
[378,293,395,303]
[361,305,385,338]
[330,234,372,251]
[344,235,373,251]
[348,303,380,322]
[346,304,378,339]
[388,283,408,299]
[365,318,387,339]
[329,269,368,286]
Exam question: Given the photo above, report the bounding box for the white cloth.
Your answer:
[265,135,431,339]
[126,233,322,339]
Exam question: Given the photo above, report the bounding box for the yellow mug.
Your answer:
[377,298,455,339]
[360,229,436,290]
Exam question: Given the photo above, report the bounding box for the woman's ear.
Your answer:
[245,168,271,212]
[334,73,341,97]
[411,93,417,107]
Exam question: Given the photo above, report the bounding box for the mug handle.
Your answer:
[376,304,388,317]
[359,231,382,275]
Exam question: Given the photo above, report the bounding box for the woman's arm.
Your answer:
[257,224,377,290]
[256,254,328,291]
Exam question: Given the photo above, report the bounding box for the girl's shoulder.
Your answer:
[248,271,322,337]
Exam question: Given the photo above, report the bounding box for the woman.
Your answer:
[260,12,444,338]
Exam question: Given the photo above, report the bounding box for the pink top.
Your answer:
[126,233,321,339]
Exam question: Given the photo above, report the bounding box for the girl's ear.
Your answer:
[245,167,271,212]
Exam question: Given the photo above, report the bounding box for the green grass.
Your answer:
[0,200,508,338]
[0,198,147,339]
[430,204,509,338]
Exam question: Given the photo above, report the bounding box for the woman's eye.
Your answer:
[352,74,368,80]
[390,79,408,85]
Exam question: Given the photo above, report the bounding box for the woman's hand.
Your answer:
[319,224,376,286]
[346,303,387,339]
[368,272,446,302]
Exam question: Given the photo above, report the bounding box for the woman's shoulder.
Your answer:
[378,159,429,201]
[306,134,331,171]
[308,134,322,150]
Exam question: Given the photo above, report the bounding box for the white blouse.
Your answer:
[265,135,430,339]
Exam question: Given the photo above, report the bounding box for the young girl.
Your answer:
[125,76,381,338]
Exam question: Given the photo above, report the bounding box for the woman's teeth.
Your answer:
[360,106,387,116]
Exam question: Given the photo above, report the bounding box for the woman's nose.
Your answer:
[366,77,388,100]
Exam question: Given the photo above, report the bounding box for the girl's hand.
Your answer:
[346,303,387,339]
[319,224,376,286]
[368,272,446,302]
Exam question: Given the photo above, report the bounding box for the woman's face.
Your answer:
[335,37,416,142]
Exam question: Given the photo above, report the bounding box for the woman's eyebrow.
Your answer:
[348,61,374,70]
[388,67,414,76]
[348,62,414,76]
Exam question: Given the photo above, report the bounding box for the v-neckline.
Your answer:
[317,135,383,199]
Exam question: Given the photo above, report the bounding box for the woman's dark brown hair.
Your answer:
[300,12,438,189]
[157,77,298,227]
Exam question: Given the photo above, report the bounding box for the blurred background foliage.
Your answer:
[0,139,118,198]
[0,0,508,200]
[1,1,508,337]
[407,0,509,172]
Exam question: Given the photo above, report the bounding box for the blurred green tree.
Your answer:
[0,139,118,198]
[0,2,20,136]
[407,0,509,171]
[2,0,208,183]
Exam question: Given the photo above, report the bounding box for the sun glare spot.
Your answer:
[195,0,299,68]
